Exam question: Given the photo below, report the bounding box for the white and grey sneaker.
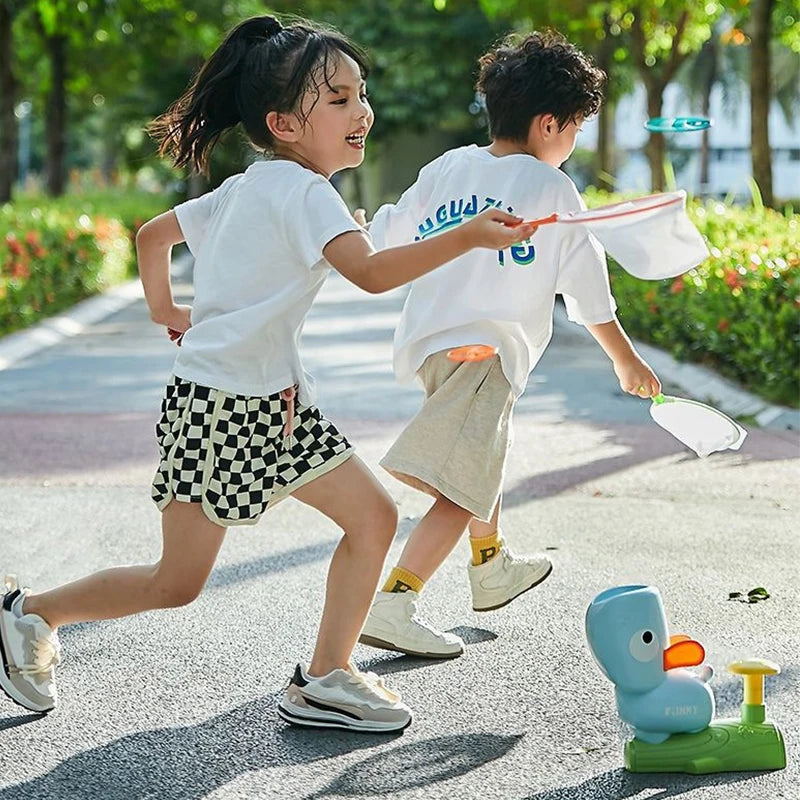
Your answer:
[359,591,465,659]
[277,663,412,733]
[468,541,552,611]
[0,575,61,713]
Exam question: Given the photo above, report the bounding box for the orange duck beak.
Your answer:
[663,634,705,670]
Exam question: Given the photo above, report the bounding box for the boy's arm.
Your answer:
[136,210,192,332]
[587,318,661,398]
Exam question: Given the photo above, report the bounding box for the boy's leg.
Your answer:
[358,494,472,659]
[466,493,553,612]
[395,495,473,582]
[468,498,502,564]
[22,499,227,628]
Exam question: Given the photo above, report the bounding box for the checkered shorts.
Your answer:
[151,376,352,526]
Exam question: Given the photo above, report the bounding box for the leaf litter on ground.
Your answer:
[727,587,770,604]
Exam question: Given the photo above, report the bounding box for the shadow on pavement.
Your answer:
[0,713,46,731]
[355,648,470,678]
[449,625,498,645]
[207,540,337,589]
[306,732,523,799]
[356,626,498,676]
[521,767,760,799]
[504,422,798,510]
[206,515,416,591]
[0,694,396,800]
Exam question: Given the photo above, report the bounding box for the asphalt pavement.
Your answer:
[0,262,798,800]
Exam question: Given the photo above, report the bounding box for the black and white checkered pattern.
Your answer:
[151,376,351,526]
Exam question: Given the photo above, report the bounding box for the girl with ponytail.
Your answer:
[1,15,534,732]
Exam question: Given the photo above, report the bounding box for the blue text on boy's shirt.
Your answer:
[413,194,535,267]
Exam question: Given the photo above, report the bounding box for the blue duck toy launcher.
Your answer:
[585,585,786,774]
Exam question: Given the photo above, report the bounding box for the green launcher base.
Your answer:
[625,719,786,774]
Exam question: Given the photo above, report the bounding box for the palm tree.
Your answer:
[750,0,773,206]
[677,21,747,193]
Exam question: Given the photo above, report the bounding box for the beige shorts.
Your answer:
[380,350,514,521]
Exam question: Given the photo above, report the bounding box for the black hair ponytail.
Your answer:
[149,15,369,176]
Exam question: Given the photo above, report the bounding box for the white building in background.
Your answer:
[579,82,800,201]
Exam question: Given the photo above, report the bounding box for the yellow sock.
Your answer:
[471,530,501,565]
[382,566,424,594]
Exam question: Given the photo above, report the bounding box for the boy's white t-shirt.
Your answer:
[370,145,617,398]
[171,160,361,405]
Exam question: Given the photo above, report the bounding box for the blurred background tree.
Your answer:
[0,0,797,205]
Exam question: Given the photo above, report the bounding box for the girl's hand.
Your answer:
[614,354,661,398]
[353,208,368,227]
[158,304,192,346]
[462,209,537,251]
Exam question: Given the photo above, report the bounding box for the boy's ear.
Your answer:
[540,113,557,138]
[527,113,556,144]
[266,111,299,143]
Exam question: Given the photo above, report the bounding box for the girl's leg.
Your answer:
[290,455,398,677]
[394,494,473,582]
[23,500,226,629]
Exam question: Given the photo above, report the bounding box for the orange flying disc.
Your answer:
[446,344,498,362]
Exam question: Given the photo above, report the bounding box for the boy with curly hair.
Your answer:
[359,30,661,658]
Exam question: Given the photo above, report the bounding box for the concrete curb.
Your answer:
[0,254,191,372]
[553,304,799,431]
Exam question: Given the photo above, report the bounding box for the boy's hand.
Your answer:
[614,354,661,398]
[462,209,537,250]
[353,208,367,227]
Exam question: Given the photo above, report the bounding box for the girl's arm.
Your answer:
[323,208,535,294]
[135,211,192,332]
[586,318,661,398]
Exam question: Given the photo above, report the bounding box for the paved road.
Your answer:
[0,268,798,800]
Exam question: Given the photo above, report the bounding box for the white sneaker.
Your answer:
[359,591,464,659]
[468,541,552,611]
[0,575,61,712]
[277,662,412,733]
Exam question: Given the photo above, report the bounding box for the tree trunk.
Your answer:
[0,2,17,202]
[699,97,711,193]
[699,39,717,194]
[595,15,615,191]
[597,100,616,192]
[646,91,666,192]
[45,33,67,197]
[631,9,691,193]
[750,0,774,207]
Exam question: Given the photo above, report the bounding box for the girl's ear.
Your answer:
[266,111,299,143]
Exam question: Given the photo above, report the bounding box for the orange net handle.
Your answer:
[519,213,559,228]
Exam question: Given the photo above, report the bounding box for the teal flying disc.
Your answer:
[645,117,712,133]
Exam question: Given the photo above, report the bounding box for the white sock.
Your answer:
[10,592,26,618]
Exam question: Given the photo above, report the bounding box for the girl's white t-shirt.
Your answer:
[369,145,617,398]
[171,160,361,405]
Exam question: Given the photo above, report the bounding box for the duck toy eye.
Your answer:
[629,629,659,662]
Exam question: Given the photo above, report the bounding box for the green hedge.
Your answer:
[585,189,800,408]
[0,191,172,338]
